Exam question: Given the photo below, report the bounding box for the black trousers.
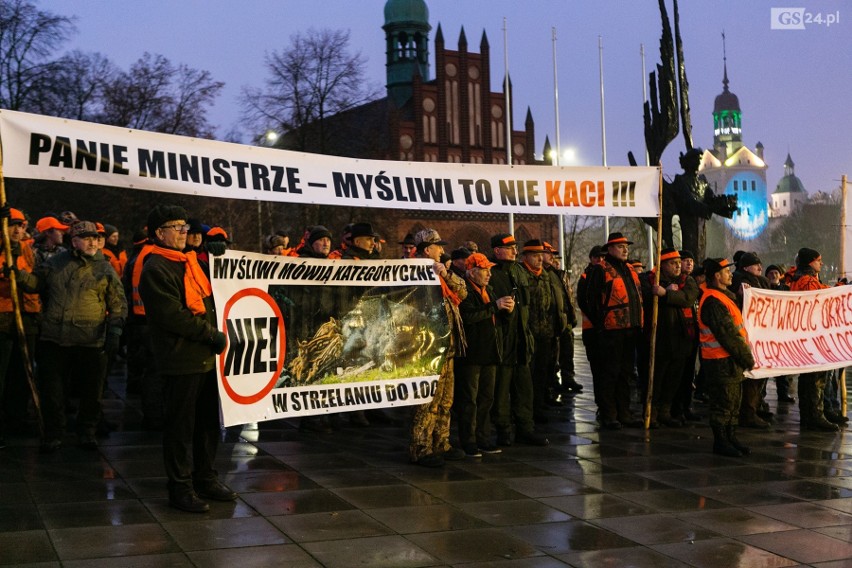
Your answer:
[454,364,497,447]
[37,341,106,440]
[594,329,637,422]
[162,370,221,497]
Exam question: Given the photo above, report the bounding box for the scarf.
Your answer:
[468,280,495,324]
[150,245,212,315]
[439,274,462,306]
[523,260,542,277]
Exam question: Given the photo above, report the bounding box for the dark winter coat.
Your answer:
[19,249,126,348]
[138,253,218,376]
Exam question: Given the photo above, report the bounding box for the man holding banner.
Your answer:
[139,205,234,513]
[787,248,841,431]
[697,258,754,457]
[409,228,467,467]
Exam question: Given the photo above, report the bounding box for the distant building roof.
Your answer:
[773,152,806,194]
[384,0,429,25]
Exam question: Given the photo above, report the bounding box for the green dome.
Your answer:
[384,0,429,25]
[773,174,806,195]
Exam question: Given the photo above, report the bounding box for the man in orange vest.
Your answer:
[697,258,755,457]
[639,248,699,427]
[787,247,843,431]
[583,232,644,430]
[1,208,41,445]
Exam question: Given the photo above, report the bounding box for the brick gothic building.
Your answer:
[280,0,557,254]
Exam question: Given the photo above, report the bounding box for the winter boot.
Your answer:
[726,425,750,455]
[800,374,839,432]
[711,424,742,457]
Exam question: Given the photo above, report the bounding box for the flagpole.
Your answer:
[599,35,609,238]
[553,27,565,266]
[645,166,665,430]
[642,42,655,265]
[841,174,848,417]
[504,17,514,235]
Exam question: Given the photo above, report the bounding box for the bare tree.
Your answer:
[34,50,115,121]
[242,28,380,152]
[99,52,223,137]
[0,0,74,111]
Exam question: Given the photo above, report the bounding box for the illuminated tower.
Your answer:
[712,35,742,160]
[699,33,769,240]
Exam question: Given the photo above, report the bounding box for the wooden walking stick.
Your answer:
[644,167,665,430]
[0,143,44,437]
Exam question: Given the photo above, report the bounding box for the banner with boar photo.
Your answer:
[210,250,449,426]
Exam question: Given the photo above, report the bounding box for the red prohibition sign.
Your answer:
[219,287,286,404]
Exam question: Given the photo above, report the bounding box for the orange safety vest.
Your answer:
[697,287,747,359]
[102,248,127,278]
[578,271,594,330]
[600,262,643,330]
[130,244,155,316]
[0,242,41,314]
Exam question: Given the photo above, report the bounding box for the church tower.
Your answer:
[383,0,431,109]
[699,33,768,240]
[712,33,742,161]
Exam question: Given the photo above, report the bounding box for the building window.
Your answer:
[752,181,756,191]
[734,180,738,190]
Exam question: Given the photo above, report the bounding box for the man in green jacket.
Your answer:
[18,220,127,453]
[139,205,232,513]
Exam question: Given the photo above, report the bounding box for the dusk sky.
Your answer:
[39,0,850,196]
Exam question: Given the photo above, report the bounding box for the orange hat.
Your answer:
[605,232,633,246]
[659,247,680,262]
[35,217,69,233]
[543,241,558,254]
[95,222,106,234]
[9,208,27,226]
[465,252,496,271]
[206,226,231,243]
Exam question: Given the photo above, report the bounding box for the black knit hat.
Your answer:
[308,225,332,244]
[146,205,188,237]
[737,252,762,269]
[797,247,821,267]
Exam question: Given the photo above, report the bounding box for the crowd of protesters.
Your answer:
[0,203,848,511]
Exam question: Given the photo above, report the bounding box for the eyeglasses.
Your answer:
[160,224,190,233]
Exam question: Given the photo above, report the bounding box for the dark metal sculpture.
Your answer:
[633,0,737,258]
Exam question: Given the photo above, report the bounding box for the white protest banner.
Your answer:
[210,250,449,426]
[0,109,659,217]
[742,285,852,379]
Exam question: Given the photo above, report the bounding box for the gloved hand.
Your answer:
[209,330,227,354]
[1,262,17,279]
[0,205,10,221]
[206,242,226,257]
[104,329,121,358]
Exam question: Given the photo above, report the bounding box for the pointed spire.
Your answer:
[784,152,795,172]
[435,23,444,45]
[721,30,730,92]
[525,107,533,128]
[458,26,467,49]
[480,30,489,50]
